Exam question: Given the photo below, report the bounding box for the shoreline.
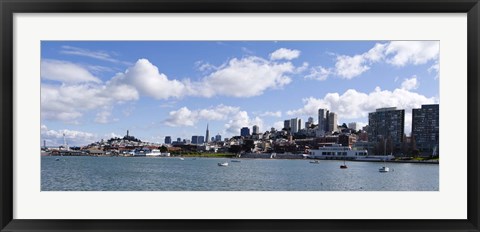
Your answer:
[44,154,439,164]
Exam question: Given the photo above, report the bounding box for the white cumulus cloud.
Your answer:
[401,76,419,90]
[41,124,97,146]
[305,66,331,81]
[286,87,437,120]
[385,41,439,66]
[164,105,240,127]
[192,56,294,98]
[316,41,440,80]
[110,59,187,100]
[269,48,301,60]
[164,105,264,137]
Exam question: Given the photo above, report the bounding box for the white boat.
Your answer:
[146,149,171,157]
[308,144,368,160]
[179,157,185,160]
[379,166,390,172]
[218,162,228,166]
[378,141,390,173]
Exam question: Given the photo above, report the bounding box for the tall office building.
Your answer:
[252,125,259,135]
[191,135,199,144]
[240,127,250,137]
[298,119,302,131]
[412,104,439,152]
[205,124,210,143]
[284,120,291,131]
[328,112,338,132]
[164,136,172,144]
[215,134,222,142]
[290,118,299,134]
[368,107,405,145]
[318,109,326,132]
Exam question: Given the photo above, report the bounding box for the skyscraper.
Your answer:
[164,136,172,144]
[191,135,199,144]
[284,120,291,131]
[318,109,326,132]
[328,112,338,132]
[290,118,298,134]
[252,125,259,134]
[215,134,222,142]
[198,136,205,144]
[205,124,210,143]
[368,107,405,145]
[412,104,439,153]
[298,118,302,131]
[240,127,250,137]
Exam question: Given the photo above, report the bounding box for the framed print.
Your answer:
[1,0,479,231]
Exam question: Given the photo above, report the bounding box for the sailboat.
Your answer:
[340,156,348,169]
[379,140,390,172]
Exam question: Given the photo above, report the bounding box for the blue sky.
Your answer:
[40,41,439,146]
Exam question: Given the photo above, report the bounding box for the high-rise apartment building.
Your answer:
[412,104,439,153]
[368,107,405,145]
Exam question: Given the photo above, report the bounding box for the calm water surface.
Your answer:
[41,156,438,191]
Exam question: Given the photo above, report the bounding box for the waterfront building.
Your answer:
[240,127,251,137]
[368,107,405,147]
[290,118,299,134]
[412,104,439,154]
[284,120,291,131]
[252,125,259,135]
[165,136,172,144]
[205,124,210,143]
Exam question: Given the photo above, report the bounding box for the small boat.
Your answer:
[340,157,347,169]
[218,162,228,167]
[179,158,184,160]
[309,160,320,164]
[378,142,390,173]
[231,160,241,162]
[379,166,390,172]
[55,158,60,161]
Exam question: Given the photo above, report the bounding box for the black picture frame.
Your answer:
[1,0,479,231]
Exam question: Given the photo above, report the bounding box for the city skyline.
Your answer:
[41,41,439,146]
